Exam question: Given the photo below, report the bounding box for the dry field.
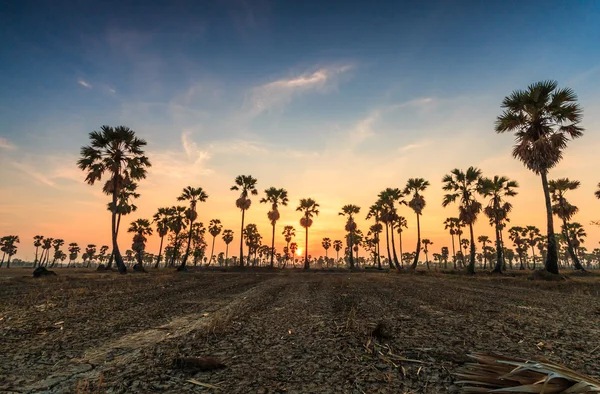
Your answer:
[1,268,600,393]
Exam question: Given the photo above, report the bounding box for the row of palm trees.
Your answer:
[69,79,594,274]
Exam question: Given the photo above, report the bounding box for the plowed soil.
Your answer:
[1,269,600,393]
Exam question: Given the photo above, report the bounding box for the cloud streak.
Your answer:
[0,137,16,150]
[245,65,353,116]
[78,80,91,88]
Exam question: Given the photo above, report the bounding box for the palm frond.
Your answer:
[456,352,600,393]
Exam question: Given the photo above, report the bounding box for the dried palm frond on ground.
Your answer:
[456,353,600,393]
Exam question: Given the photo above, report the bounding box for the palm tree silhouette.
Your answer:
[339,204,361,269]
[51,239,65,268]
[422,238,433,270]
[404,178,429,269]
[378,188,404,269]
[260,187,289,268]
[208,219,223,264]
[395,216,407,268]
[495,80,583,274]
[167,206,187,267]
[222,229,234,265]
[477,235,490,269]
[524,226,541,269]
[77,125,151,274]
[322,237,332,259]
[549,178,585,270]
[33,235,44,268]
[479,175,518,273]
[366,202,387,268]
[442,167,483,274]
[128,218,153,268]
[332,240,343,263]
[296,198,320,269]
[153,207,170,268]
[231,175,258,267]
[282,225,296,264]
[443,218,461,269]
[177,186,208,271]
[68,242,80,267]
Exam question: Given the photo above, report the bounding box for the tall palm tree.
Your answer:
[479,175,518,273]
[477,235,490,269]
[565,222,586,262]
[395,216,407,268]
[282,225,296,264]
[549,178,584,270]
[33,235,44,268]
[421,238,433,270]
[495,80,584,274]
[0,236,19,268]
[77,125,151,274]
[296,198,320,269]
[322,237,332,259]
[40,238,53,267]
[443,218,461,268]
[222,229,234,265]
[289,242,299,266]
[177,186,208,271]
[378,188,404,269]
[207,219,223,264]
[167,206,187,267]
[339,204,361,269]
[442,167,483,274]
[153,207,170,268]
[128,218,153,267]
[404,178,429,269]
[68,242,80,267]
[231,175,258,267]
[366,203,386,269]
[243,224,261,266]
[51,239,65,268]
[260,187,289,268]
[333,240,343,262]
[524,226,541,269]
[508,226,527,270]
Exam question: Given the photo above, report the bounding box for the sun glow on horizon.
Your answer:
[296,248,303,256]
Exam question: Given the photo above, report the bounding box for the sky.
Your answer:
[1,0,600,261]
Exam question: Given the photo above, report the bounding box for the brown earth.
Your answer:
[1,268,600,393]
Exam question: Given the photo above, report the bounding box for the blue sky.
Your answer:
[1,0,600,258]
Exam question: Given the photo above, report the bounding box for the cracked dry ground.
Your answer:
[1,270,600,393]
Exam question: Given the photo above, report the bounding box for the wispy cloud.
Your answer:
[245,65,353,116]
[0,137,16,150]
[399,140,430,152]
[78,80,91,88]
[11,162,56,187]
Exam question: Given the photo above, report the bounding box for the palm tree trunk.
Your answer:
[411,213,421,270]
[348,229,354,269]
[451,234,456,269]
[493,224,503,273]
[270,224,276,269]
[0,252,4,268]
[225,243,229,266]
[562,219,584,270]
[304,222,309,270]
[530,245,537,270]
[111,179,126,274]
[155,235,165,269]
[398,230,404,268]
[239,210,245,267]
[540,171,559,274]
[34,247,39,268]
[390,223,400,270]
[467,223,476,274]
[210,236,216,264]
[180,217,195,270]
[384,223,393,268]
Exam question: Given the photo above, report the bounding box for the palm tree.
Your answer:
[296,198,320,269]
[33,235,44,268]
[51,239,65,268]
[243,224,261,266]
[282,225,295,264]
[339,204,361,269]
[128,218,153,268]
[563,222,586,268]
[479,175,519,273]
[404,178,429,270]
[395,216,407,268]
[222,229,234,265]
[0,236,19,268]
[441,246,450,269]
[322,238,332,259]
[68,242,80,267]
[77,125,151,274]
[260,187,289,268]
[167,206,187,267]
[442,167,483,274]
[176,186,208,271]
[595,183,600,199]
[549,178,584,270]
[290,242,299,266]
[40,237,53,267]
[208,219,223,264]
[422,238,433,270]
[333,240,343,262]
[477,235,490,269]
[231,175,258,267]
[378,188,404,269]
[444,218,461,269]
[508,226,527,270]
[153,207,170,268]
[366,203,386,268]
[524,226,541,269]
[84,244,96,268]
[495,80,584,274]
